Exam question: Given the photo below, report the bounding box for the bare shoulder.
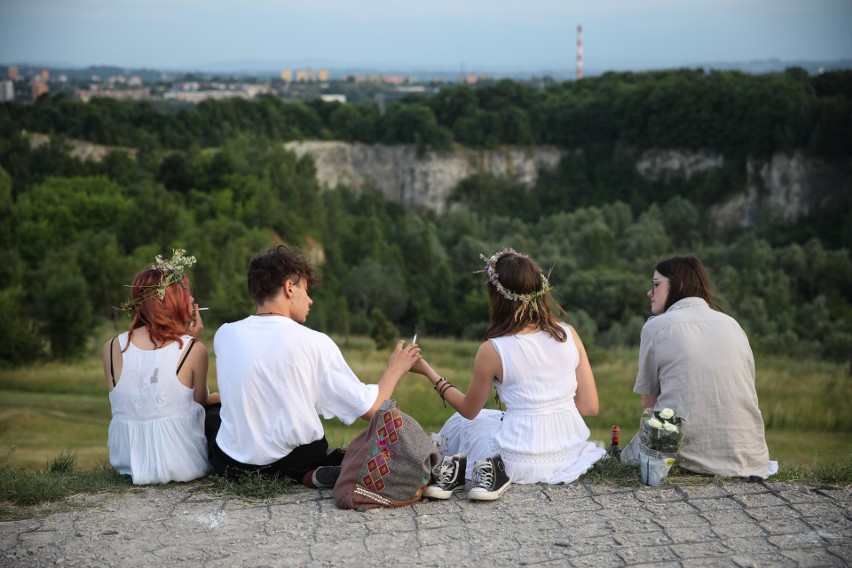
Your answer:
[475,339,501,367]
[188,339,208,359]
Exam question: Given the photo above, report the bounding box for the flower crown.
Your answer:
[478,248,552,307]
[119,249,197,313]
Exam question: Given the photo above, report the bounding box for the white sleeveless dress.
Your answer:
[108,332,210,484]
[439,324,606,483]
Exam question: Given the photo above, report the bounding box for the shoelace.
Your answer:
[434,459,457,486]
[472,461,494,489]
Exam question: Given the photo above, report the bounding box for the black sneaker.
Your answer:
[423,454,467,499]
[467,455,510,501]
[304,465,341,489]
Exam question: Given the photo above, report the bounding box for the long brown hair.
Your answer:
[126,268,195,350]
[485,251,567,342]
[655,255,722,312]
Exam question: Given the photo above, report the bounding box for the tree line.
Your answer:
[3,68,850,160]
[0,68,849,367]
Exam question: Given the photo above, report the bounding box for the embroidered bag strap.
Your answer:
[109,336,117,387]
[176,338,196,374]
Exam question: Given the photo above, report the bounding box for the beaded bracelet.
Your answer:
[433,377,447,391]
[438,381,454,407]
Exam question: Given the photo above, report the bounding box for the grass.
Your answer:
[0,326,849,517]
[0,450,136,521]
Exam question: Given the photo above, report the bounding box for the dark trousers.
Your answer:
[204,403,343,482]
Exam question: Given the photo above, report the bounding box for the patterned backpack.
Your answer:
[333,399,439,509]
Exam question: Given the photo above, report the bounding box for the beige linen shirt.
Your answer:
[634,297,770,478]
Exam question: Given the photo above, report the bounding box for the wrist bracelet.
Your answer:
[437,380,454,407]
[433,377,447,390]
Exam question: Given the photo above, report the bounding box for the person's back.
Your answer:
[207,244,421,485]
[639,298,770,478]
[490,324,579,409]
[104,250,216,486]
[487,324,602,483]
[109,332,209,484]
[214,315,376,466]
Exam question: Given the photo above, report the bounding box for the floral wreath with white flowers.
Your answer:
[119,249,197,314]
[478,248,553,318]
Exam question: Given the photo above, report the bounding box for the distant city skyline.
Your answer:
[1,0,851,74]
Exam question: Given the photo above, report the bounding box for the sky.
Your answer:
[1,0,851,73]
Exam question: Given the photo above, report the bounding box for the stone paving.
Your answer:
[1,480,849,567]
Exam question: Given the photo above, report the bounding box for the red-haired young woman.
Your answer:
[103,250,219,484]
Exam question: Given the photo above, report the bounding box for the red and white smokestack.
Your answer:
[577,25,584,79]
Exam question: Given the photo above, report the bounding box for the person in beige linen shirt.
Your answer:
[621,255,777,478]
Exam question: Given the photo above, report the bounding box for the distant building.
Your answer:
[8,66,18,81]
[39,68,50,82]
[355,74,383,84]
[295,70,308,83]
[0,80,14,102]
[162,83,274,103]
[280,69,292,83]
[127,76,143,87]
[318,69,330,82]
[75,87,150,102]
[320,94,346,104]
[31,80,49,101]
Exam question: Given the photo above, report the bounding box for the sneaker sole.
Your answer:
[467,481,511,501]
[423,485,465,500]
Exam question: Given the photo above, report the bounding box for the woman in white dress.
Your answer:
[412,249,606,500]
[103,250,220,485]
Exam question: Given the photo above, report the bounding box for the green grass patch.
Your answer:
[195,471,299,502]
[0,450,135,521]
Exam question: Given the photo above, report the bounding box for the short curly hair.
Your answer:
[247,245,319,304]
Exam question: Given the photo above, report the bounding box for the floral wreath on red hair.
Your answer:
[119,249,196,314]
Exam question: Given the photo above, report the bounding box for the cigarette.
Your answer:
[197,307,209,311]
[412,333,417,344]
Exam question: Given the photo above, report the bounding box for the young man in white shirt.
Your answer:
[209,245,421,486]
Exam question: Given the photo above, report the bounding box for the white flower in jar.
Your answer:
[659,408,675,420]
[647,417,664,429]
[663,422,679,433]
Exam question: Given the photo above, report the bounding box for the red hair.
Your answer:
[125,268,195,350]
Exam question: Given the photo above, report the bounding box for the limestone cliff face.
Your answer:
[713,152,851,230]
[288,141,849,229]
[635,149,725,181]
[284,141,567,213]
[633,148,851,230]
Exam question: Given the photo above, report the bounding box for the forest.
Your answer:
[0,67,849,367]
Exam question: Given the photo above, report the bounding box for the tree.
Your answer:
[0,287,44,367]
[345,259,408,322]
[381,103,453,150]
[13,176,131,263]
[35,252,94,358]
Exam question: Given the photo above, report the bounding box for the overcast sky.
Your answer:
[1,0,850,73]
